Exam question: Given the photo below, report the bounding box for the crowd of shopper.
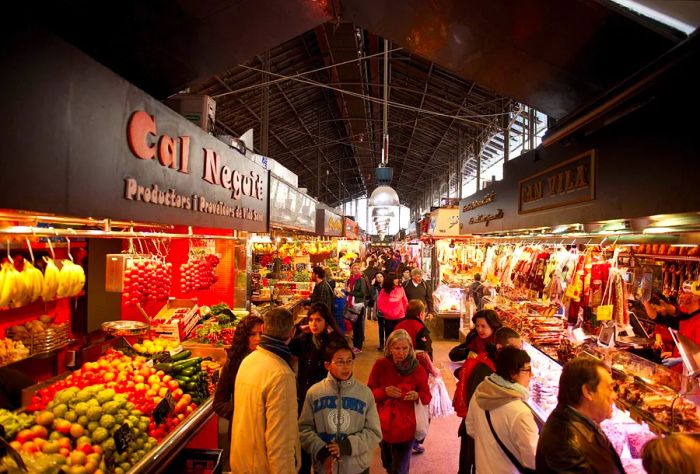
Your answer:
[215,254,700,473]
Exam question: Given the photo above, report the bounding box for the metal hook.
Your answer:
[26,237,35,264]
[66,237,73,262]
[47,238,55,259]
[6,239,13,264]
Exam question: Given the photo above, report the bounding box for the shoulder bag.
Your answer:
[485,410,536,474]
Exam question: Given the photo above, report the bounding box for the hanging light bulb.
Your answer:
[368,186,400,207]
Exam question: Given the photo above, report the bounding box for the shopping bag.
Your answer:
[414,400,430,441]
[343,305,361,323]
[429,375,455,419]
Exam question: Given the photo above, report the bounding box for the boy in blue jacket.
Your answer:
[299,341,381,474]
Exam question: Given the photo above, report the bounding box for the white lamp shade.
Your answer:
[368,186,400,207]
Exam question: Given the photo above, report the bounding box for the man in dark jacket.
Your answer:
[403,269,434,318]
[310,266,334,312]
[536,357,624,474]
[453,327,521,474]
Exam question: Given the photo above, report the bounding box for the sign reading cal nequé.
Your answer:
[518,150,595,214]
[0,34,269,233]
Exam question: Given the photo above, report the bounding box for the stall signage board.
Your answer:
[518,150,596,214]
[0,36,269,232]
[426,208,460,236]
[316,209,343,237]
[343,217,359,239]
[269,177,316,232]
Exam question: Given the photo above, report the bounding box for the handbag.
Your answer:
[485,410,536,474]
[414,400,430,441]
[343,305,362,323]
[428,375,454,419]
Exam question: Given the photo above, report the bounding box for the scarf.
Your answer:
[467,333,495,355]
[259,334,292,367]
[488,373,530,400]
[347,274,361,306]
[393,354,419,376]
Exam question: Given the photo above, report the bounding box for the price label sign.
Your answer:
[597,305,613,321]
[211,370,220,385]
[153,395,174,425]
[114,423,134,454]
[155,351,172,364]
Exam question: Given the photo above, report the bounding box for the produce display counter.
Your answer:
[126,398,214,474]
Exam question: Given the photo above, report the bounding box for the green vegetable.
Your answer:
[185,382,198,392]
[210,303,230,315]
[174,376,191,384]
[153,363,174,372]
[173,357,202,370]
[171,350,192,362]
[179,367,196,377]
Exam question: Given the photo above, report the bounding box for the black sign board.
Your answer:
[0,435,27,472]
[115,338,139,357]
[114,423,134,454]
[0,34,269,232]
[155,351,173,364]
[153,393,175,426]
[104,450,116,471]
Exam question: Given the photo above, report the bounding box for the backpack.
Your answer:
[452,353,495,418]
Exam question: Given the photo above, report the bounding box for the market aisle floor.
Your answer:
[354,319,461,474]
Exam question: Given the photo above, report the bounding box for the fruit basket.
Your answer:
[7,322,70,356]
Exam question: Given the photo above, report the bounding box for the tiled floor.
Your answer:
[355,319,462,474]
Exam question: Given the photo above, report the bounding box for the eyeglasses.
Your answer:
[332,360,354,367]
[520,367,532,373]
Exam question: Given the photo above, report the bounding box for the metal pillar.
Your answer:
[475,140,482,192]
[529,107,536,151]
[503,113,510,163]
[260,50,270,156]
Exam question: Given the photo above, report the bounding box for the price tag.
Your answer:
[104,450,116,471]
[597,305,613,321]
[153,395,174,425]
[155,351,172,364]
[114,423,134,454]
[211,370,220,385]
[0,436,27,472]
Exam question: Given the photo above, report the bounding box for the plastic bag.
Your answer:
[415,400,430,441]
[430,375,455,419]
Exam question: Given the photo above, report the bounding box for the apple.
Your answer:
[15,429,35,444]
[30,424,49,439]
[54,419,72,434]
[22,441,38,453]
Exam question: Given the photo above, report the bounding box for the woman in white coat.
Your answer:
[466,347,538,474]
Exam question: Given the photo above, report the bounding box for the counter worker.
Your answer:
[403,269,435,321]
[643,279,700,368]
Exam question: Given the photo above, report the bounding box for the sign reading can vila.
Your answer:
[343,217,359,239]
[519,150,596,214]
[125,110,268,230]
[316,209,343,237]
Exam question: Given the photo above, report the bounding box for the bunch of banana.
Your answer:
[41,257,60,301]
[56,259,85,298]
[0,262,19,308]
[21,261,44,303]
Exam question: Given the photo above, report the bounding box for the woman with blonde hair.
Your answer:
[368,329,431,474]
[642,434,700,474]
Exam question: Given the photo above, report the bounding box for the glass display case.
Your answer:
[432,284,467,315]
[524,342,653,471]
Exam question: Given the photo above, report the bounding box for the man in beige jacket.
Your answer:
[230,307,301,473]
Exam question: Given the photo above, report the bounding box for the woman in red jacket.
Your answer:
[377,273,408,336]
[368,329,431,474]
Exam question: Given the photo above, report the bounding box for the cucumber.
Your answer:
[180,367,196,377]
[171,350,192,362]
[185,382,198,392]
[153,363,174,373]
[173,357,202,370]
[174,375,191,384]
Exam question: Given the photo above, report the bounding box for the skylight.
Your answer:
[610,0,697,35]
